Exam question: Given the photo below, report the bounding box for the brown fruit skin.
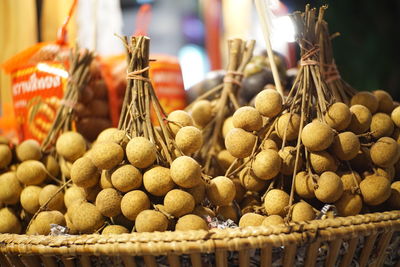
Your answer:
[39,185,65,212]
[232,178,246,203]
[262,215,284,226]
[350,147,372,173]
[164,189,195,218]
[0,208,21,234]
[102,225,129,234]
[294,171,315,199]
[360,175,391,206]
[56,132,86,162]
[16,160,47,185]
[331,132,360,161]
[135,210,168,233]
[232,106,263,132]
[391,106,400,128]
[239,213,265,227]
[291,202,316,222]
[340,171,362,191]
[20,186,42,214]
[70,157,100,188]
[90,142,124,170]
[373,90,394,114]
[29,211,65,235]
[225,128,256,158]
[0,144,12,169]
[193,205,215,219]
[206,176,236,206]
[96,128,119,143]
[348,105,372,134]
[42,155,60,178]
[191,100,213,127]
[0,172,22,204]
[370,113,394,139]
[167,110,194,136]
[84,184,102,203]
[16,139,42,161]
[216,150,237,171]
[143,166,175,196]
[64,186,86,209]
[301,122,334,151]
[175,214,208,231]
[275,113,301,141]
[170,156,201,188]
[186,183,205,205]
[125,137,156,169]
[262,139,278,151]
[175,126,203,154]
[309,151,338,174]
[239,167,268,192]
[95,188,122,218]
[335,192,363,216]
[76,118,112,142]
[222,116,234,138]
[370,137,399,167]
[100,170,113,189]
[252,149,281,180]
[264,189,290,217]
[388,181,400,209]
[255,89,283,118]
[351,91,379,114]
[315,172,344,203]
[121,190,150,221]
[71,202,105,234]
[325,102,352,131]
[279,146,303,175]
[111,164,142,193]
[216,205,238,223]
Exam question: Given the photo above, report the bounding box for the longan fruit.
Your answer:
[126,137,156,169]
[232,106,263,132]
[71,202,104,233]
[351,91,379,114]
[264,189,289,217]
[370,137,399,167]
[175,126,203,154]
[269,131,283,148]
[262,215,284,226]
[186,183,205,205]
[20,186,42,214]
[175,214,208,231]
[64,186,86,208]
[121,190,150,221]
[0,144,12,169]
[216,205,238,223]
[193,205,215,218]
[222,116,234,138]
[225,128,256,158]
[206,176,236,206]
[216,150,237,171]
[365,167,394,182]
[90,142,124,170]
[239,167,268,192]
[143,166,175,196]
[325,102,352,131]
[60,160,72,179]
[167,110,194,136]
[360,175,391,206]
[255,89,283,118]
[370,113,394,139]
[170,156,202,188]
[238,213,265,227]
[252,149,281,180]
[294,171,315,199]
[164,189,195,217]
[70,157,100,188]
[191,100,213,127]
[16,139,42,161]
[279,146,303,175]
[102,225,129,234]
[388,181,400,209]
[96,128,119,143]
[111,164,142,192]
[241,193,261,209]
[301,121,334,151]
[315,172,344,203]
[232,178,246,203]
[275,113,301,141]
[335,191,362,216]
[56,132,86,162]
[0,172,22,204]
[0,208,21,234]
[42,155,60,178]
[100,170,113,189]
[309,151,338,174]
[84,184,102,203]
[373,90,394,114]
[135,210,168,233]
[39,185,65,212]
[331,132,360,160]
[391,106,400,128]
[348,105,372,134]
[340,171,362,191]
[291,202,316,222]
[29,211,65,235]
[262,139,278,151]
[16,160,47,185]
[111,130,130,148]
[95,188,122,217]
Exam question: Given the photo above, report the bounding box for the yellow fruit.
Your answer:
[64,186,86,208]
[191,100,213,127]
[193,205,215,218]
[222,116,234,138]
[95,188,122,217]
[262,215,284,226]
[111,164,142,192]
[70,157,100,188]
[335,192,362,216]
[255,89,283,118]
[167,110,194,136]
[370,113,394,139]
[291,202,315,222]
[0,144,12,169]
[388,181,400,209]
[20,186,42,214]
[0,208,21,234]
[332,132,360,160]
[42,155,60,178]
[325,102,352,131]
[232,106,263,132]
[143,166,175,196]
[56,132,86,162]
[279,146,303,175]
[264,189,289,216]
[206,176,236,206]
[135,210,168,232]
[301,121,334,152]
[0,172,22,204]
[121,190,150,221]
[100,170,113,189]
[170,156,202,188]
[373,90,394,114]
[225,128,256,158]
[186,183,205,205]
[39,185,65,212]
[16,139,42,161]
[16,160,47,185]
[126,137,156,169]
[239,167,268,192]
[252,149,281,180]
[309,151,338,174]
[391,106,400,128]
[216,150,237,171]
[262,139,278,151]
[90,142,124,170]
[315,172,343,203]
[102,225,129,234]
[175,214,208,231]
[360,175,391,206]
[29,211,65,235]
[164,189,195,217]
[175,126,203,154]
[216,205,238,223]
[71,202,104,233]
[370,137,399,167]
[350,91,379,114]
[294,171,315,199]
[275,113,301,141]
[348,105,372,134]
[238,213,265,227]
[96,128,119,143]
[340,171,362,191]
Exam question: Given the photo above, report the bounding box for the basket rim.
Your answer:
[0,210,399,256]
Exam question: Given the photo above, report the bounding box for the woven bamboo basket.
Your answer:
[0,210,399,267]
